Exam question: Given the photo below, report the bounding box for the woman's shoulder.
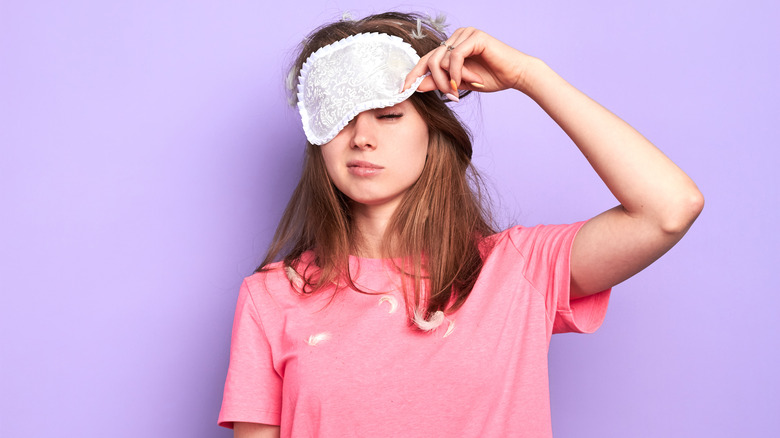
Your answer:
[246,259,286,281]
[242,251,319,299]
[242,262,291,299]
[480,221,587,257]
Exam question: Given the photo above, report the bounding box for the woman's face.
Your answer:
[320,99,429,214]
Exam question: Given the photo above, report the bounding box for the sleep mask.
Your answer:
[296,32,427,145]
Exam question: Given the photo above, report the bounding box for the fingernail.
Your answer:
[470,82,485,89]
[445,92,460,102]
[450,79,458,94]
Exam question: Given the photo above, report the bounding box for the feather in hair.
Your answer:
[426,13,448,33]
[412,308,445,331]
[410,18,426,39]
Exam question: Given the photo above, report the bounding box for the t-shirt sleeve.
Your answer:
[218,279,282,428]
[508,221,611,334]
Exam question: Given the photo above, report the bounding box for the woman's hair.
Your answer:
[258,11,496,324]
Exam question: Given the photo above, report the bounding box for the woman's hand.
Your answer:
[403,27,535,97]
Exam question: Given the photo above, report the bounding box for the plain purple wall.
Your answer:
[1,0,778,436]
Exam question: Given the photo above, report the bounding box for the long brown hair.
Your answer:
[258,12,496,322]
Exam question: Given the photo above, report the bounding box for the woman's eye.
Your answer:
[378,113,403,119]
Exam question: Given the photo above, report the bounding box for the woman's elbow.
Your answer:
[660,188,705,235]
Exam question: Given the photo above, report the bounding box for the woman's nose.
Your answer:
[350,112,376,150]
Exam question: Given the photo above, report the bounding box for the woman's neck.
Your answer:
[351,201,399,258]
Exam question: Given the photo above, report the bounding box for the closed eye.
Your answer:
[378,113,403,119]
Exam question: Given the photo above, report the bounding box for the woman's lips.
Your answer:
[347,160,384,177]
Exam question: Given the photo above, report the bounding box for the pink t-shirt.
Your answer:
[218,222,610,437]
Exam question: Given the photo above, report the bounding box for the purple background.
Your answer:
[1,1,778,436]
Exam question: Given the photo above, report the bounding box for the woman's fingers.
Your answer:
[403,27,507,95]
[414,65,485,93]
[426,44,455,96]
[425,27,469,97]
[403,49,433,92]
[459,66,486,89]
[414,75,437,93]
[440,27,478,87]
[402,27,463,93]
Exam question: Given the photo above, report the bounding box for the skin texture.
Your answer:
[403,27,704,297]
[234,422,280,438]
[320,100,430,257]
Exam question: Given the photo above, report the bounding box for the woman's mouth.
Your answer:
[347,160,384,177]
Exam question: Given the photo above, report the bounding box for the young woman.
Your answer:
[219,12,703,438]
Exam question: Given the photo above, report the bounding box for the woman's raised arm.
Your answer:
[405,28,704,297]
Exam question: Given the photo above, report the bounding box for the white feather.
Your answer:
[305,332,331,346]
[412,308,445,331]
[443,319,456,338]
[410,18,425,39]
[378,295,398,313]
[284,265,305,291]
[285,65,300,107]
[426,13,448,33]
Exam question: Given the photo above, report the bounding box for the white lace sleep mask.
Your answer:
[296,32,427,145]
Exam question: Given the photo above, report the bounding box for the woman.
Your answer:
[219,11,703,437]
